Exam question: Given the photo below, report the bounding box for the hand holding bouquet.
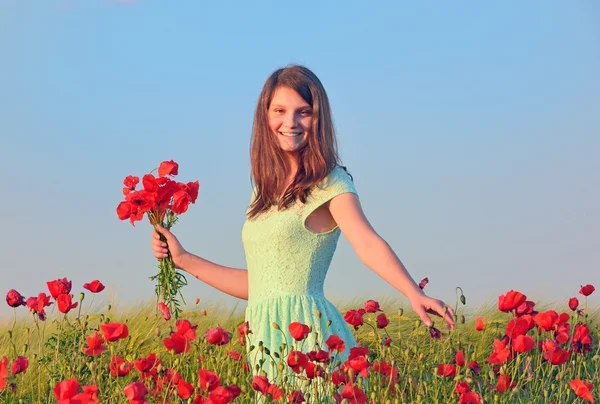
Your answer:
[116,160,199,319]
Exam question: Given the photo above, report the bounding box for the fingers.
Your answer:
[413,305,433,327]
[428,300,455,330]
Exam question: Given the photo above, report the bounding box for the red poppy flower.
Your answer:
[82,332,107,357]
[134,353,160,376]
[579,284,595,297]
[336,383,367,403]
[326,334,346,353]
[429,326,442,339]
[533,310,559,332]
[267,384,284,400]
[5,290,25,308]
[418,277,429,289]
[100,323,129,342]
[110,356,132,377]
[437,364,456,377]
[82,385,99,404]
[475,316,485,331]
[512,335,535,353]
[83,280,105,293]
[122,175,139,195]
[376,313,389,328]
[288,350,309,374]
[11,357,28,375]
[506,317,529,339]
[544,346,570,365]
[344,309,365,330]
[569,379,594,402]
[158,302,171,321]
[496,374,517,393]
[251,375,270,395]
[186,181,200,203]
[158,160,179,177]
[288,390,306,403]
[47,278,72,299]
[53,378,89,401]
[488,339,510,365]
[163,333,191,354]
[175,319,198,340]
[198,369,221,392]
[456,382,470,394]
[123,381,149,404]
[205,326,231,346]
[498,290,527,312]
[177,379,194,400]
[363,299,382,313]
[57,294,78,314]
[289,322,310,341]
[227,351,241,361]
[237,321,252,346]
[459,392,482,404]
[515,300,536,316]
[568,297,579,311]
[455,350,465,366]
[467,360,481,376]
[0,356,7,392]
[206,385,241,403]
[171,190,191,214]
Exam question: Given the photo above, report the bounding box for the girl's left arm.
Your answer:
[329,193,455,329]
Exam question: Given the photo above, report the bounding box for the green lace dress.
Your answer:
[242,165,360,387]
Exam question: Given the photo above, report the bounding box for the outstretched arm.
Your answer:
[328,193,455,329]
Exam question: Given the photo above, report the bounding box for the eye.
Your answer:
[301,110,311,116]
[274,109,284,113]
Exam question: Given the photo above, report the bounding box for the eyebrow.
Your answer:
[270,104,312,109]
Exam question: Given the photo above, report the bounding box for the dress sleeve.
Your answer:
[302,166,358,220]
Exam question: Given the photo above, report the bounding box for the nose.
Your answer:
[284,111,299,128]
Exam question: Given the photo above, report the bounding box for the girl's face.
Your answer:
[268,86,313,154]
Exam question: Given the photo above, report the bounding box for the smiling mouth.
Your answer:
[279,131,303,137]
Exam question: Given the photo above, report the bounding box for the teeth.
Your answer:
[280,132,302,137]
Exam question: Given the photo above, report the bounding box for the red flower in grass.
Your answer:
[251,376,270,395]
[344,309,366,330]
[54,378,96,403]
[512,335,535,353]
[496,374,517,393]
[198,385,241,403]
[456,382,471,394]
[579,284,595,297]
[288,350,309,374]
[110,356,133,377]
[47,278,72,299]
[198,369,221,392]
[134,353,160,376]
[376,313,389,328]
[569,379,595,402]
[498,290,527,313]
[467,360,481,376]
[6,289,26,308]
[488,339,510,365]
[459,391,482,404]
[124,381,149,404]
[289,322,310,341]
[100,323,129,342]
[83,280,105,293]
[533,310,559,332]
[455,350,465,366]
[288,390,306,403]
[11,356,28,375]
[326,334,346,353]
[57,294,78,314]
[158,160,179,177]
[544,346,570,365]
[506,317,529,339]
[334,383,367,404]
[475,316,485,331]
[205,326,231,346]
[82,332,107,357]
[0,356,7,392]
[26,293,53,320]
[177,379,195,400]
[82,385,99,404]
[437,364,456,377]
[163,333,191,354]
[237,321,252,346]
[227,351,241,361]
[267,384,284,400]
[176,319,198,340]
[573,323,592,354]
[158,302,171,321]
[569,297,579,311]
[364,299,382,313]
[429,326,442,339]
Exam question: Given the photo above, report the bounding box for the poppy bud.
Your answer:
[259,345,263,352]
[398,308,404,317]
[277,363,284,372]
[460,295,466,305]
[327,320,332,327]
[460,315,465,324]
[22,344,28,354]
[107,304,111,311]
[274,352,279,359]
[272,322,280,330]
[415,319,421,329]
[8,330,12,339]
[316,310,322,318]
[249,345,255,352]
[155,328,161,338]
[264,347,270,355]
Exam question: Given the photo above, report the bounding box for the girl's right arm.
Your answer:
[152,225,248,300]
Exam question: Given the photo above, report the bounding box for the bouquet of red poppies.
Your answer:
[116,160,199,319]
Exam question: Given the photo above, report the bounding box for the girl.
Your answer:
[151,64,455,393]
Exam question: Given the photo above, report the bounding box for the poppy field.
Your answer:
[1,280,598,403]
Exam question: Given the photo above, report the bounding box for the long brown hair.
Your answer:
[247,64,351,219]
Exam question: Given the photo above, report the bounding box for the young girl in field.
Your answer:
[151,64,455,396]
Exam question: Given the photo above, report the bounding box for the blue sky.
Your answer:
[1,1,598,321]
